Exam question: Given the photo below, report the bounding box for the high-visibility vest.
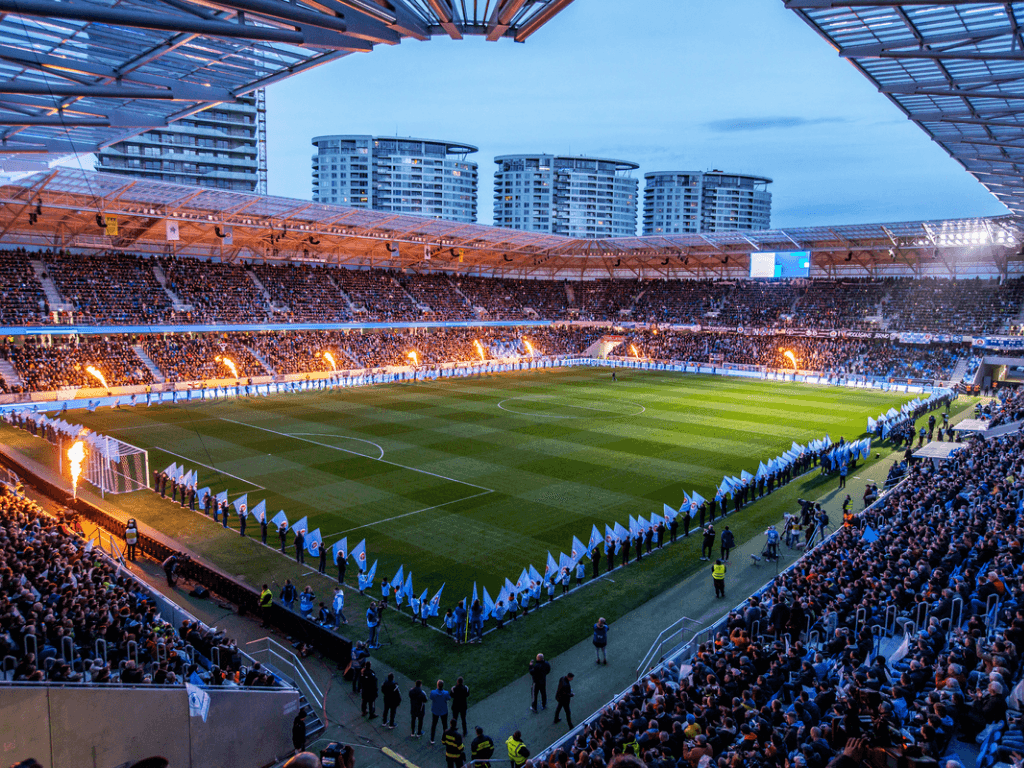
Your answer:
[260,589,273,609]
[125,527,138,545]
[506,736,527,766]
[712,563,726,580]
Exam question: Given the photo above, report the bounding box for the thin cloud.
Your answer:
[704,116,847,133]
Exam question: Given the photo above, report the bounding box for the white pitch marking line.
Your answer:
[321,489,494,540]
[496,397,646,418]
[154,446,265,490]
[288,432,385,460]
[220,417,494,492]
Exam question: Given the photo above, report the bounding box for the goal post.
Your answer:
[84,433,150,495]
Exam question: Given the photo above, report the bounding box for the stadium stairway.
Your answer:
[247,268,284,313]
[0,356,24,389]
[151,264,193,312]
[447,277,485,318]
[29,259,73,313]
[325,273,358,315]
[244,345,277,375]
[950,356,971,384]
[131,345,166,383]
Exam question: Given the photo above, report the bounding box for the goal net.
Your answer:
[79,432,150,495]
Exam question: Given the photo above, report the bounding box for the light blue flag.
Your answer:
[628,515,640,536]
[529,564,543,585]
[87,400,98,412]
[391,565,404,602]
[867,417,877,432]
[823,433,832,446]
[791,441,802,453]
[270,510,288,529]
[756,461,768,479]
[216,490,228,505]
[418,587,430,615]
[429,583,444,617]
[351,538,368,571]
[570,536,588,566]
[559,551,571,572]
[862,526,879,544]
[741,469,754,483]
[358,559,378,591]
[305,528,322,556]
[637,514,649,531]
[545,552,558,580]
[197,487,211,502]
[589,524,603,552]
[605,524,617,554]
[250,500,266,523]
[613,521,629,542]
[402,572,414,599]
[663,503,678,523]
[332,537,348,565]
[650,511,665,528]
[164,462,178,478]
[292,515,308,536]
[482,586,495,619]
[692,491,706,508]
[717,480,731,498]
[232,494,248,514]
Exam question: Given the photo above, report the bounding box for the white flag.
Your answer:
[186,683,210,722]
[166,219,180,241]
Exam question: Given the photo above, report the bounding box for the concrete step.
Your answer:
[29,259,73,313]
[131,345,165,384]
[247,269,284,313]
[245,345,276,376]
[325,273,357,314]
[0,356,24,389]
[152,264,193,312]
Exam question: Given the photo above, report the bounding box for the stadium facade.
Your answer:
[95,93,265,193]
[493,154,639,238]
[311,135,479,223]
[643,171,772,235]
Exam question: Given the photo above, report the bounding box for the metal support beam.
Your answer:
[0,82,176,100]
[514,0,574,42]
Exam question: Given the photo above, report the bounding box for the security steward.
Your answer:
[712,559,727,598]
[124,519,139,561]
[471,727,494,768]
[443,717,466,768]
[259,583,273,628]
[506,730,529,768]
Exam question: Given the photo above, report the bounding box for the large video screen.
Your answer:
[749,251,811,279]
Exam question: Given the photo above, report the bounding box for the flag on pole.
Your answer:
[862,526,879,544]
[270,510,288,529]
[402,572,414,600]
[429,583,445,617]
[292,515,308,536]
[250,500,267,523]
[391,565,405,603]
[482,586,495,619]
[358,559,377,591]
[305,528,322,557]
[232,494,248,514]
[350,538,368,571]
[570,535,588,567]
[331,537,348,565]
[216,490,228,505]
[663,503,678,523]
[588,524,603,553]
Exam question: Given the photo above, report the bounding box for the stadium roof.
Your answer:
[789,1,1024,217]
[3,167,1023,279]
[0,0,573,156]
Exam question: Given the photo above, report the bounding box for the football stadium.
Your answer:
[2,3,1024,768]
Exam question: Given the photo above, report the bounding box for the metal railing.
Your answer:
[635,616,703,678]
[245,636,323,706]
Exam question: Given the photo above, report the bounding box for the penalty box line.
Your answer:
[219,417,494,492]
[152,446,265,490]
[321,489,494,541]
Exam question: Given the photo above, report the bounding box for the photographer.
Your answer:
[764,525,779,560]
[366,601,381,649]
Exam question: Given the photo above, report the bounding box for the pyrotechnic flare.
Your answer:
[68,437,86,498]
[407,351,419,367]
[630,344,641,359]
[474,340,486,361]
[783,350,798,369]
[85,365,109,390]
[322,351,338,371]
[523,339,536,356]
[215,356,238,378]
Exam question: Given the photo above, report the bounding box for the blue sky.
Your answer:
[265,0,1006,230]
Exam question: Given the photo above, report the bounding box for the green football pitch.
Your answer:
[67,368,911,602]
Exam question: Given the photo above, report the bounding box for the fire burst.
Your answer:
[630,344,641,359]
[85,365,109,390]
[215,356,238,378]
[322,351,338,371]
[68,438,85,498]
[407,350,419,367]
[523,339,536,356]
[473,340,486,362]
[783,350,798,369]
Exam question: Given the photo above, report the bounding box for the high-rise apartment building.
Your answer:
[643,171,772,235]
[95,92,265,192]
[493,154,638,238]
[311,135,478,223]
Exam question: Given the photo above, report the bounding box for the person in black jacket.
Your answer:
[451,676,470,736]
[409,679,427,737]
[553,673,574,728]
[720,526,735,561]
[529,654,550,712]
[442,718,466,768]
[360,661,379,719]
[291,711,306,754]
[470,726,494,768]
[381,672,402,729]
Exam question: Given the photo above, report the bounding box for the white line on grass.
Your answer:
[288,432,385,460]
[154,446,265,490]
[321,489,494,540]
[496,397,646,418]
[219,417,494,492]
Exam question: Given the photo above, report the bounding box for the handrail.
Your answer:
[635,616,702,678]
[245,636,323,704]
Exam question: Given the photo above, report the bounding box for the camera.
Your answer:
[320,742,353,768]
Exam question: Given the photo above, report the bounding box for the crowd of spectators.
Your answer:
[335,268,421,321]
[0,338,153,393]
[162,257,271,324]
[0,249,48,325]
[885,277,1024,334]
[0,487,265,688]
[792,280,889,331]
[252,262,354,323]
[43,252,173,325]
[397,272,476,320]
[141,334,264,382]
[547,430,1024,768]
[617,331,967,382]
